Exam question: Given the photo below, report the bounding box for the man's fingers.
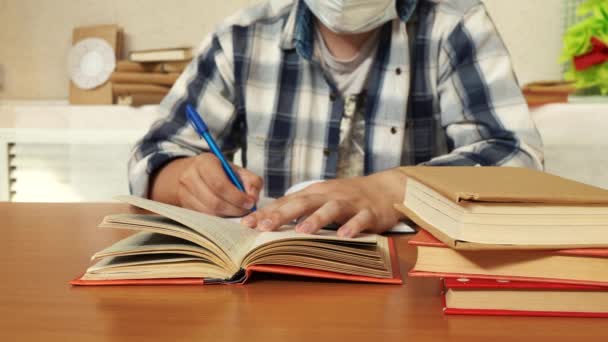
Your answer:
[182,168,250,217]
[336,209,376,238]
[196,159,255,211]
[178,187,209,213]
[241,193,295,229]
[178,187,224,216]
[295,199,356,234]
[243,193,324,231]
[257,194,329,231]
[235,166,263,199]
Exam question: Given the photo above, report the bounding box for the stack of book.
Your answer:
[111,47,193,106]
[397,166,608,317]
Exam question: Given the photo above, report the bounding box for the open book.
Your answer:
[71,196,402,285]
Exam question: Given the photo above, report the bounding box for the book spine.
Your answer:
[112,83,171,96]
[110,72,180,86]
[409,270,608,287]
[116,60,158,73]
[443,306,608,318]
[116,93,167,106]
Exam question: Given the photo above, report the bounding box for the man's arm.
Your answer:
[425,3,543,169]
[128,33,262,215]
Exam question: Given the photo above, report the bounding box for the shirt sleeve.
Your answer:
[128,33,240,198]
[424,4,544,169]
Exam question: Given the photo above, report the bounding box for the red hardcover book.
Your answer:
[408,230,608,286]
[442,277,608,318]
[70,196,403,286]
[70,237,403,286]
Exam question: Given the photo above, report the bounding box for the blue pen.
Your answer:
[185,104,256,211]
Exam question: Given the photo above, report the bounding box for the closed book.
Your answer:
[160,61,190,73]
[395,166,608,250]
[116,60,190,74]
[71,196,403,286]
[408,230,608,286]
[110,72,180,86]
[116,93,166,106]
[129,47,193,62]
[113,83,170,96]
[443,277,608,317]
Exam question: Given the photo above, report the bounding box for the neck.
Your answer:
[317,20,378,60]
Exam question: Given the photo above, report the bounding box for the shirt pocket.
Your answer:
[245,135,294,180]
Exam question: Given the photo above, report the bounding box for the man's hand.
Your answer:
[240,168,407,237]
[151,153,263,217]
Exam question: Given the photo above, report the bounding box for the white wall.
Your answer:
[483,0,563,85]
[0,0,563,100]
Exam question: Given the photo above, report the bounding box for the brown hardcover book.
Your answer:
[113,83,170,96]
[129,47,193,62]
[110,72,180,86]
[395,167,608,250]
[409,230,608,285]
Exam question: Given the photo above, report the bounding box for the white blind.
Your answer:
[9,143,132,202]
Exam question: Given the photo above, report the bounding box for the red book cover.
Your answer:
[442,277,608,318]
[408,230,608,286]
[70,237,403,286]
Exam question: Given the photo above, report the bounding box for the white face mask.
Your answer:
[303,0,398,34]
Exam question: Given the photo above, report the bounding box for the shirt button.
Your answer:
[395,67,402,75]
[329,92,338,102]
[391,127,398,134]
[323,148,331,156]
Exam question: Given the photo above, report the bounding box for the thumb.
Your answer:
[234,166,263,200]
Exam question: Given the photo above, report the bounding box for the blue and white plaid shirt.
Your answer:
[129,0,543,198]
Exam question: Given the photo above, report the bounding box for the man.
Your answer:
[129,0,543,237]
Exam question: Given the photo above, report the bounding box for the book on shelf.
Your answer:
[116,60,190,74]
[71,196,402,286]
[395,166,608,250]
[110,72,180,86]
[116,93,166,106]
[408,230,608,286]
[112,83,170,96]
[442,277,608,318]
[129,47,193,63]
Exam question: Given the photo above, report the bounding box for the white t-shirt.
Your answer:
[314,27,380,178]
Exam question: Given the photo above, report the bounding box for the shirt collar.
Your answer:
[280,0,419,60]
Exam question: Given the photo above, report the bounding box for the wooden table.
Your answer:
[1,202,607,341]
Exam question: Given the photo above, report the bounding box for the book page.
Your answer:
[116,196,259,264]
[92,231,217,261]
[236,226,377,265]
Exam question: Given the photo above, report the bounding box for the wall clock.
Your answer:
[68,38,116,90]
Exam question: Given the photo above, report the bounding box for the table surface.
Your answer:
[1,202,607,342]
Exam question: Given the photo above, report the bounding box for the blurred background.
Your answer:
[0,0,606,202]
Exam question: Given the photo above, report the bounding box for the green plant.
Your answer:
[562,0,608,94]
